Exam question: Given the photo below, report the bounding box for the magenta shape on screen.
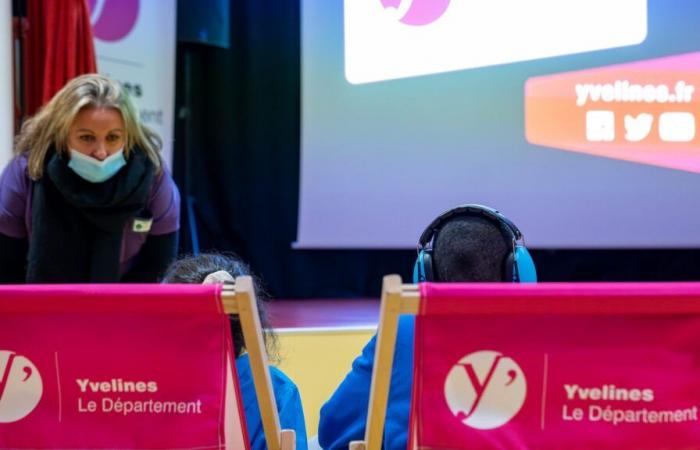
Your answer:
[87,0,140,42]
[379,0,452,25]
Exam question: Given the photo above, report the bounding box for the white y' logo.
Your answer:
[444,350,526,429]
[0,351,43,423]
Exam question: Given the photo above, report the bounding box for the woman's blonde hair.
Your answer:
[14,73,163,179]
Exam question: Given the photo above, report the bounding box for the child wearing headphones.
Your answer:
[318,205,536,450]
[161,253,308,450]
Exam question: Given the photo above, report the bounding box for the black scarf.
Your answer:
[27,149,154,283]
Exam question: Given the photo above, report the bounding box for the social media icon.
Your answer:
[659,112,696,142]
[444,350,526,430]
[586,110,615,142]
[0,351,43,423]
[624,113,653,142]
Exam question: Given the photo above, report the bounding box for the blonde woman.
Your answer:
[0,74,180,283]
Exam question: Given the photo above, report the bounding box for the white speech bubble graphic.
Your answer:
[345,0,647,84]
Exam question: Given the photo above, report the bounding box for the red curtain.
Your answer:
[24,0,97,116]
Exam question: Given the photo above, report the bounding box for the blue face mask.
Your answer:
[68,149,127,183]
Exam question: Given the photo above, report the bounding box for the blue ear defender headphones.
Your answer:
[412,204,537,283]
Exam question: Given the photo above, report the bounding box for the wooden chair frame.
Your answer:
[222,276,296,450]
[350,275,418,450]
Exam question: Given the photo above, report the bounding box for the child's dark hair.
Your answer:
[161,253,278,361]
[432,216,510,282]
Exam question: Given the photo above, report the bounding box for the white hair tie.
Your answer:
[202,270,235,285]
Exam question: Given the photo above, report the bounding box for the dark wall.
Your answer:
[173,1,700,299]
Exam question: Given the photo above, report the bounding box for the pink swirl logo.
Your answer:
[380,0,452,26]
[87,0,140,42]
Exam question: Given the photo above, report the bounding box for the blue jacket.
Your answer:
[236,354,308,450]
[318,316,415,450]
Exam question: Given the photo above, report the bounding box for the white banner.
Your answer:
[89,0,177,166]
[0,1,13,170]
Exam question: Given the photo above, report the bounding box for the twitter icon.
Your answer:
[624,113,654,142]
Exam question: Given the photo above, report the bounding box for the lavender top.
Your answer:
[0,155,180,276]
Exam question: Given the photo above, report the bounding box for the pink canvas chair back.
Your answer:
[0,283,250,449]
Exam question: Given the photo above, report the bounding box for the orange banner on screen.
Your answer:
[525,52,700,174]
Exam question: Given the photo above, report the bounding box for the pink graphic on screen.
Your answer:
[525,51,700,175]
[380,0,452,26]
[87,0,139,42]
